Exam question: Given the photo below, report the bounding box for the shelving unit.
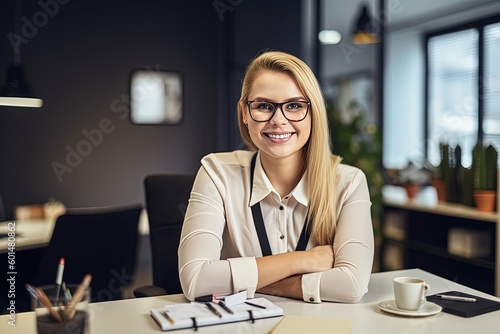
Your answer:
[380,184,499,297]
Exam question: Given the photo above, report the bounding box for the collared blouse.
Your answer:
[178,150,374,303]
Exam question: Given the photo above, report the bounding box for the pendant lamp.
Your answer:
[351,4,380,44]
[0,0,43,108]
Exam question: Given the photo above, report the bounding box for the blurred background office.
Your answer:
[1,0,499,218]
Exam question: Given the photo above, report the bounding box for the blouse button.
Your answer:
[280,235,285,240]
[309,297,314,302]
[279,205,284,210]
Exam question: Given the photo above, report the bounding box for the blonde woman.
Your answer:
[178,51,374,303]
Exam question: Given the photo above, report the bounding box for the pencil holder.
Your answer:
[31,284,90,334]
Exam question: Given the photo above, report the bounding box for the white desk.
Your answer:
[0,219,55,254]
[3,269,500,333]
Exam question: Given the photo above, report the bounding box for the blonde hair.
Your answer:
[237,51,341,245]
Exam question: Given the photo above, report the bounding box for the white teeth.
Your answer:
[267,133,292,139]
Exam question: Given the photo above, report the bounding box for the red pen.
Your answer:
[55,258,65,302]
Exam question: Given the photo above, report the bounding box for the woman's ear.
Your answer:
[240,101,248,124]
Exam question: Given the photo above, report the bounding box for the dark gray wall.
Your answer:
[0,0,301,219]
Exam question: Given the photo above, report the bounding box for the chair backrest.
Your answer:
[144,174,195,294]
[36,205,142,302]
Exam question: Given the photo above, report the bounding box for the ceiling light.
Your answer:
[351,4,380,44]
[0,0,43,108]
[318,30,342,45]
[0,65,43,107]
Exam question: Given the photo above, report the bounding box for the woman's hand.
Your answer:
[256,247,333,299]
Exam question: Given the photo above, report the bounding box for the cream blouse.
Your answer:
[178,150,374,303]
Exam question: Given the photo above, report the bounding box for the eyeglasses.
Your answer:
[246,100,310,122]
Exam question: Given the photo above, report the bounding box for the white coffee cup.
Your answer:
[393,277,430,311]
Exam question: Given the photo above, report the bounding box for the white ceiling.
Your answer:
[322,0,500,39]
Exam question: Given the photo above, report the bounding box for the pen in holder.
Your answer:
[30,275,91,334]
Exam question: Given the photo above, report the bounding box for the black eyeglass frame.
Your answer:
[246,100,311,122]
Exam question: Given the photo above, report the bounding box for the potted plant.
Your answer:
[396,162,434,201]
[327,98,383,236]
[472,143,498,212]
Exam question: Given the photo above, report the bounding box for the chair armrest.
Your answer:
[133,285,168,298]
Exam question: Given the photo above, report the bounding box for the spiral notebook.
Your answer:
[150,298,283,331]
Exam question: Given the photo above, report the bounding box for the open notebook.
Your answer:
[150,298,283,331]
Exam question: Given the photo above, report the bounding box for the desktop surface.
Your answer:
[2,269,500,333]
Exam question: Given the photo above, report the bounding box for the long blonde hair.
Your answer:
[237,51,341,245]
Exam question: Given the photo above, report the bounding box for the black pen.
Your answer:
[205,302,222,317]
[218,301,234,314]
[244,301,266,309]
[161,310,175,325]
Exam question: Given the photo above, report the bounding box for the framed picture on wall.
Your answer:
[130,69,184,125]
[323,70,376,125]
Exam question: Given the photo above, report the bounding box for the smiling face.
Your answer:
[241,70,311,164]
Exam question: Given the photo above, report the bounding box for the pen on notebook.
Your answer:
[435,294,477,302]
[55,257,65,303]
[161,310,175,325]
[244,301,266,309]
[205,302,222,317]
[218,301,234,314]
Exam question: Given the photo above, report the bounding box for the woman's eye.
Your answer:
[256,103,273,111]
[286,103,302,110]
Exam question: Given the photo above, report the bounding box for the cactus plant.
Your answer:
[472,143,498,212]
[485,145,498,191]
[462,167,474,207]
[473,144,498,191]
[444,144,458,203]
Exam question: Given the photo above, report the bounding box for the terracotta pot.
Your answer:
[431,178,447,202]
[473,190,497,213]
[404,184,421,201]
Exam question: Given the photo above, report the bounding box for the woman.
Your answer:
[178,51,374,303]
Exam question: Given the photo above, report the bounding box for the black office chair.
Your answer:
[134,174,195,298]
[35,205,142,302]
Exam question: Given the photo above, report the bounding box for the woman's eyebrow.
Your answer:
[250,96,306,102]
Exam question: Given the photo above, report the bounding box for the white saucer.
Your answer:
[378,300,442,317]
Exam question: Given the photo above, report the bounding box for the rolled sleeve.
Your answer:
[228,257,258,298]
[302,272,323,303]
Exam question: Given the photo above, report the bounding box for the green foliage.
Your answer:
[327,99,383,234]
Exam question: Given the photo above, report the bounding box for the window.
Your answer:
[484,23,500,148]
[426,17,500,167]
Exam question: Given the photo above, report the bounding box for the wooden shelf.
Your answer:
[381,197,499,295]
[383,199,498,223]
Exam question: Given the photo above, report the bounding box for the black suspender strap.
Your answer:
[250,153,310,257]
[251,201,272,257]
[296,220,310,252]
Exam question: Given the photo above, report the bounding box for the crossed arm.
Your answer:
[255,246,334,299]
